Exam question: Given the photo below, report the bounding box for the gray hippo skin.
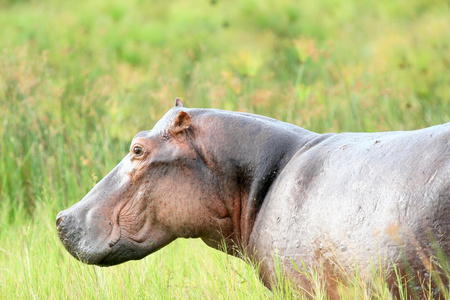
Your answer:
[57,99,450,298]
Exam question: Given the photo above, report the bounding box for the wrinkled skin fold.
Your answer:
[57,99,450,298]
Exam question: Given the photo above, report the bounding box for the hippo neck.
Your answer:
[187,109,319,253]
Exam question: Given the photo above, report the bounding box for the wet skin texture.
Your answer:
[57,99,450,298]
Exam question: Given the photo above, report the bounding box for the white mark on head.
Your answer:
[114,154,132,188]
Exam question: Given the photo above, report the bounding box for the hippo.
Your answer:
[57,99,450,298]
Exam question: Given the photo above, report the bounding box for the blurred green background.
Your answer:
[0,0,449,298]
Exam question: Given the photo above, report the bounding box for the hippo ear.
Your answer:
[170,111,191,135]
[174,97,184,107]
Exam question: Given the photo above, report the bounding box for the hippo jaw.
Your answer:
[57,201,173,266]
[56,191,175,266]
[57,202,173,266]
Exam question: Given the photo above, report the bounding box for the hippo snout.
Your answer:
[56,210,85,258]
[55,209,73,239]
[56,207,116,265]
[56,210,79,246]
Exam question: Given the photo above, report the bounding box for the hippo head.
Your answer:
[56,99,233,266]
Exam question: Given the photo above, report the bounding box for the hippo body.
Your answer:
[57,100,450,297]
[251,127,450,293]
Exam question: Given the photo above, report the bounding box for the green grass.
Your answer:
[0,0,449,298]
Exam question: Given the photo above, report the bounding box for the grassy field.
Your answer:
[0,0,449,299]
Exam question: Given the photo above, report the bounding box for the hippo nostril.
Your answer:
[56,211,66,229]
[56,216,64,228]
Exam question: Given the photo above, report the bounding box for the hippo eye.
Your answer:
[132,146,143,156]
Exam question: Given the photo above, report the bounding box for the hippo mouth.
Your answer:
[57,229,113,265]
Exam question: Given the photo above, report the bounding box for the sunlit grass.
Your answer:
[0,0,449,298]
